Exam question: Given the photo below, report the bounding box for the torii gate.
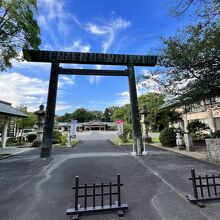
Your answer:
[23,50,157,158]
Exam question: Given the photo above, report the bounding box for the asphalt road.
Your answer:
[1,140,220,220]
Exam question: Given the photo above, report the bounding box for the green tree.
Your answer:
[139,93,164,121]
[90,110,104,121]
[155,108,182,130]
[56,112,71,122]
[167,22,219,105]
[170,0,220,22]
[159,127,176,147]
[16,106,37,129]
[140,22,220,108]
[108,106,120,122]
[187,120,210,141]
[104,108,111,122]
[71,108,92,123]
[0,0,41,71]
[111,104,131,124]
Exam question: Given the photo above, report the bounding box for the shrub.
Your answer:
[159,127,176,147]
[187,120,209,133]
[119,123,133,143]
[53,130,62,143]
[27,133,37,142]
[210,130,220,138]
[60,133,67,145]
[187,120,209,141]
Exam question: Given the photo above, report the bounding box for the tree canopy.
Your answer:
[16,106,37,129]
[140,1,220,109]
[160,22,220,105]
[170,0,220,22]
[56,93,176,130]
[0,0,41,71]
[56,108,104,123]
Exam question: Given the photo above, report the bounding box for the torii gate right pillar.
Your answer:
[128,65,143,155]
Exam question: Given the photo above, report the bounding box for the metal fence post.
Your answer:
[101,183,104,207]
[117,174,121,207]
[93,183,96,208]
[75,176,79,210]
[84,184,87,209]
[109,182,112,207]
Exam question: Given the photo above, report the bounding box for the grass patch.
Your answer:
[111,137,160,145]
[53,140,79,148]
[151,137,160,143]
[71,140,79,147]
[111,137,161,145]
[111,138,133,145]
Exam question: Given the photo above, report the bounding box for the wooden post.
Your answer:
[191,169,198,199]
[127,65,143,155]
[40,61,59,158]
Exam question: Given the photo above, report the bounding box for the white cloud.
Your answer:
[11,58,51,73]
[0,72,75,113]
[86,23,108,35]
[139,69,161,93]
[89,76,102,85]
[59,75,75,85]
[0,72,48,110]
[58,75,76,89]
[86,17,130,53]
[55,103,73,111]
[115,91,130,106]
[87,65,103,85]
[64,40,91,53]
[114,78,159,107]
[38,15,46,26]
[38,0,72,35]
[38,0,66,20]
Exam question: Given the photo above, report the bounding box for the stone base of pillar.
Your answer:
[32,139,41,147]
[40,147,51,158]
[142,136,151,143]
[136,138,143,156]
[184,133,193,151]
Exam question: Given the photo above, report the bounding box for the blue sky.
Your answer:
[0,0,195,115]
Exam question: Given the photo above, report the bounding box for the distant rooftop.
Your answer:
[0,100,27,118]
[57,121,116,127]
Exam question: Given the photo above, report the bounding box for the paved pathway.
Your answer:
[1,140,220,220]
[76,130,118,141]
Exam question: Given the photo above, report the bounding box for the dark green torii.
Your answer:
[23,49,158,158]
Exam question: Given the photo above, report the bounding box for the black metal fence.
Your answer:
[66,174,128,219]
[186,169,220,207]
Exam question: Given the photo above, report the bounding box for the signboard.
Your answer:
[117,119,124,136]
[23,49,158,67]
[70,120,78,138]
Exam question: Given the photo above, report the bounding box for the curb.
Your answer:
[0,148,34,160]
[147,143,220,166]
[52,140,80,148]
[0,154,12,160]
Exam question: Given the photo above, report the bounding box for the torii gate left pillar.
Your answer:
[40,61,59,158]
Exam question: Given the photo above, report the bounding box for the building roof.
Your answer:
[57,121,116,127]
[0,100,27,118]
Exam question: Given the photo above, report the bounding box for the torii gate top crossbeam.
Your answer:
[23,50,157,66]
[59,68,129,76]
